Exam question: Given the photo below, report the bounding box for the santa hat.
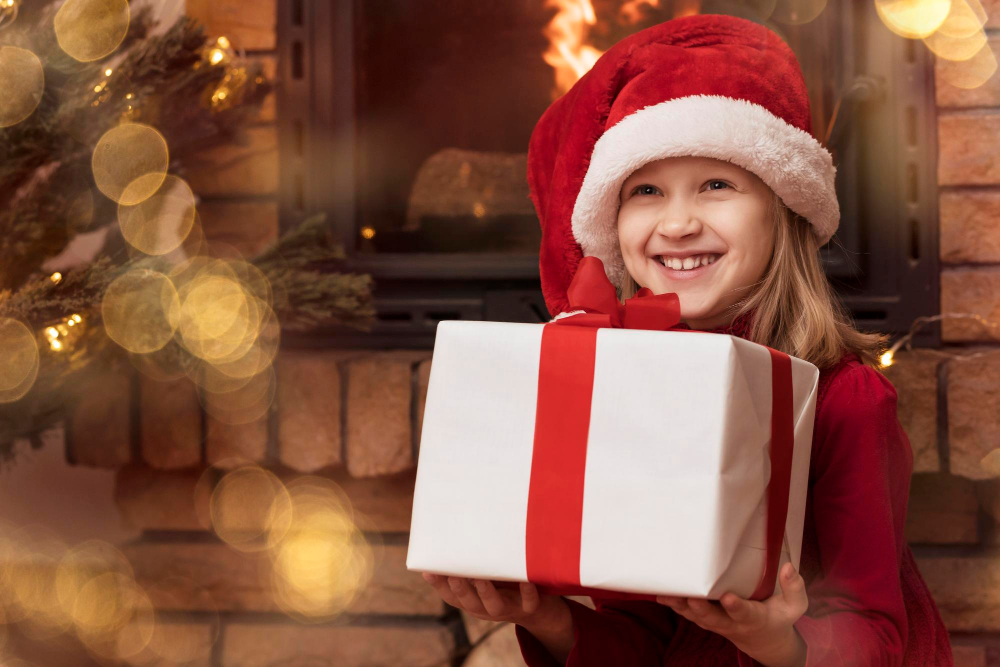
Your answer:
[527,13,839,317]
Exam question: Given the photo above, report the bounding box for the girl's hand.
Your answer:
[421,573,570,632]
[656,563,809,667]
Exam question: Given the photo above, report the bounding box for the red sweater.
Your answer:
[515,319,953,666]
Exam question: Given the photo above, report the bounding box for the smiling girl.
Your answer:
[421,13,952,667]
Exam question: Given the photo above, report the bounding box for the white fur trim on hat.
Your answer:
[571,94,839,286]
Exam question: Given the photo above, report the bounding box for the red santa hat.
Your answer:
[527,13,839,317]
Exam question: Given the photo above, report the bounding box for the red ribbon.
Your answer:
[522,256,795,602]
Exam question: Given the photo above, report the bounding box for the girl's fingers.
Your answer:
[773,563,809,620]
[719,593,765,626]
[447,577,487,614]
[422,573,463,609]
[474,579,508,617]
[686,597,731,629]
[519,581,541,614]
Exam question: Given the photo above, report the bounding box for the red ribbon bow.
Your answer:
[555,256,682,331]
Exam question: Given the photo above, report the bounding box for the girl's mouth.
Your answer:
[654,253,723,281]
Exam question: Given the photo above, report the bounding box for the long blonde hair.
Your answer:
[617,190,888,370]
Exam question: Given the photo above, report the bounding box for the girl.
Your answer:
[422,13,952,667]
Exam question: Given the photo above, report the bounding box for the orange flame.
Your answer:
[543,0,695,97]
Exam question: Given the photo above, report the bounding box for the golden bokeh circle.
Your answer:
[92,123,169,205]
[769,0,827,25]
[0,317,40,403]
[117,174,197,255]
[101,269,180,353]
[54,0,130,62]
[0,46,44,128]
[875,0,951,38]
[210,466,292,552]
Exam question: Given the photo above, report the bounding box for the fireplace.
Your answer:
[276,0,940,348]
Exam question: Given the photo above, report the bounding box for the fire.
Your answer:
[542,0,603,98]
[543,0,694,97]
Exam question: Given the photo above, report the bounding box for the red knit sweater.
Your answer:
[515,313,953,666]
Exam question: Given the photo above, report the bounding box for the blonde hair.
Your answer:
[617,190,889,371]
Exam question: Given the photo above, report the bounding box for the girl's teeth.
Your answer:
[659,254,718,271]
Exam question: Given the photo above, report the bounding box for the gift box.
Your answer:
[405,258,820,601]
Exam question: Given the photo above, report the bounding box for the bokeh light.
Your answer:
[769,0,827,25]
[210,465,292,552]
[101,269,180,353]
[266,477,378,621]
[117,174,197,256]
[54,0,129,62]
[0,46,44,127]
[875,0,951,39]
[92,123,169,205]
[937,41,998,89]
[0,317,39,403]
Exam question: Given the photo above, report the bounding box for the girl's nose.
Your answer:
[656,213,703,239]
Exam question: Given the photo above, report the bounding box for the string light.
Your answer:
[49,272,62,284]
[43,314,85,352]
[880,312,1000,368]
[0,0,20,31]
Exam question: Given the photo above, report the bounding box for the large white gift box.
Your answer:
[406,313,819,601]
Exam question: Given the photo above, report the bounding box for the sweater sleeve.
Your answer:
[515,597,678,666]
[739,363,913,667]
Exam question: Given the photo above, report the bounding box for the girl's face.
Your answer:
[617,156,775,330]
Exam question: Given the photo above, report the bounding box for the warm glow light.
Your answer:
[217,36,230,49]
[0,318,39,402]
[50,272,62,284]
[360,226,375,239]
[875,0,951,39]
[0,46,45,128]
[542,0,604,98]
[54,0,130,62]
[209,48,225,65]
[92,123,169,205]
[880,350,894,367]
[104,67,112,76]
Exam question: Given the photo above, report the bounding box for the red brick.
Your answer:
[917,555,1000,631]
[140,376,202,470]
[67,368,132,468]
[940,189,1000,263]
[206,415,268,468]
[220,623,455,667]
[951,642,987,667]
[277,351,342,472]
[880,349,940,472]
[124,542,442,615]
[905,473,978,544]
[115,465,212,531]
[936,38,1000,107]
[948,353,1000,479]
[345,357,413,477]
[941,269,1000,342]
[938,113,1000,186]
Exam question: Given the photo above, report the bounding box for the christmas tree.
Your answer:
[0,0,374,460]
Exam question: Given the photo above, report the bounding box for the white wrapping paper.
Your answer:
[406,320,819,599]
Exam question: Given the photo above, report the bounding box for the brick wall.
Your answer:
[56,2,1000,665]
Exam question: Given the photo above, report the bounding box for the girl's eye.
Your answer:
[631,184,659,196]
[707,180,731,191]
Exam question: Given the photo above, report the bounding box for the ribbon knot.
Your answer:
[555,256,681,331]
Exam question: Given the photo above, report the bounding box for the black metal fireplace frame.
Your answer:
[276,0,939,349]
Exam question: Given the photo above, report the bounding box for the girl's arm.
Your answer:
[739,362,912,667]
[515,597,678,666]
